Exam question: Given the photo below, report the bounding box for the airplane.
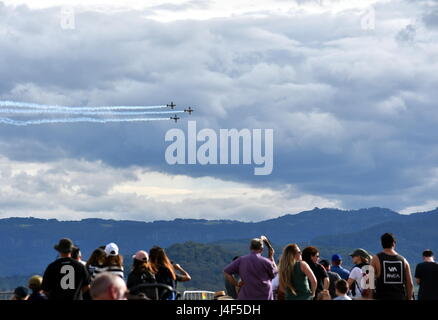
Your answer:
[170,114,180,123]
[167,102,176,109]
[184,107,194,115]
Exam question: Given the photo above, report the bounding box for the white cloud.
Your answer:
[0,156,340,221]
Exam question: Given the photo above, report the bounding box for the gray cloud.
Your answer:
[0,0,438,218]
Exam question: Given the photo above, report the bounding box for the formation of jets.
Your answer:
[167,102,194,123]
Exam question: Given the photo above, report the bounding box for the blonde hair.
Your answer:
[279,244,300,296]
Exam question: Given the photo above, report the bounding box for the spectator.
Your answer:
[224,256,240,299]
[316,289,331,300]
[334,280,352,300]
[278,244,316,300]
[90,273,128,300]
[302,246,329,297]
[150,246,191,300]
[347,248,372,299]
[320,259,341,298]
[224,238,277,300]
[331,254,350,280]
[127,250,157,299]
[41,238,90,300]
[415,249,438,300]
[11,286,29,300]
[85,248,106,279]
[28,275,48,301]
[93,243,124,280]
[371,233,414,300]
[71,247,86,266]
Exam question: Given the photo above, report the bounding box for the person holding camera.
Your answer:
[223,236,277,300]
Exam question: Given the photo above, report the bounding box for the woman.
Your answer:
[92,243,124,280]
[127,250,157,299]
[149,246,191,300]
[279,244,317,300]
[85,248,106,279]
[302,246,329,297]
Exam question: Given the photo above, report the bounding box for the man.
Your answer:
[223,238,277,300]
[333,280,352,300]
[331,254,350,280]
[371,233,414,300]
[348,248,372,299]
[71,246,86,266]
[415,249,438,300]
[320,259,341,298]
[90,273,128,300]
[41,238,91,300]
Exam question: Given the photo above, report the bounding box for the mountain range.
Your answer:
[1,206,437,290]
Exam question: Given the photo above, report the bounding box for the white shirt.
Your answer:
[348,266,364,299]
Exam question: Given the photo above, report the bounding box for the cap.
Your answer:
[332,254,342,262]
[14,286,29,299]
[349,248,371,260]
[54,238,74,253]
[132,250,149,262]
[105,242,119,256]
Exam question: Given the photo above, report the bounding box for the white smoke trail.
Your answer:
[0,100,169,111]
[0,108,184,115]
[0,117,169,126]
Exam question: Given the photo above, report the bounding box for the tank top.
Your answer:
[285,261,312,300]
[375,252,407,300]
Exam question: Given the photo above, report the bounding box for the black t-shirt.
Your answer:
[41,257,90,300]
[415,262,438,300]
[308,262,328,295]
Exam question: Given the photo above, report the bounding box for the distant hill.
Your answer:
[0,207,436,279]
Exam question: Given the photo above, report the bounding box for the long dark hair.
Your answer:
[132,259,153,274]
[86,248,106,268]
[149,246,176,280]
[106,254,123,267]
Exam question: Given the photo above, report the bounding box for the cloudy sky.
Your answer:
[0,0,437,221]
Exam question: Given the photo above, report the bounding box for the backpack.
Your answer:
[351,263,373,299]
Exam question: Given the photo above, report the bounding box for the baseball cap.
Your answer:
[349,248,371,260]
[105,242,119,256]
[332,254,342,262]
[132,250,149,262]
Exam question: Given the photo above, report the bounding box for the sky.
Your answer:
[0,0,438,221]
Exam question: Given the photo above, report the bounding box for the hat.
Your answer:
[349,248,371,260]
[332,254,342,262]
[132,250,149,261]
[54,238,74,253]
[105,242,119,256]
[14,286,29,299]
[28,275,43,290]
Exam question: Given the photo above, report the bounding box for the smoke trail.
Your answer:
[0,108,184,115]
[0,100,168,111]
[0,117,169,126]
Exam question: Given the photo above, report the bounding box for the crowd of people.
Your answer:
[223,233,438,300]
[11,238,192,300]
[9,232,438,300]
